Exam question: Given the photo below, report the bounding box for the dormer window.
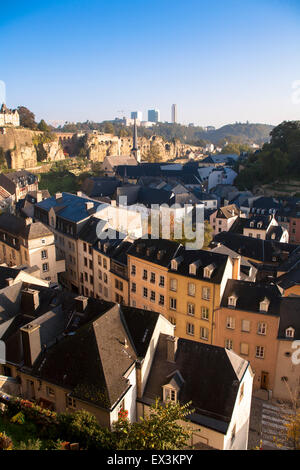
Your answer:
[228,295,237,308]
[259,298,270,312]
[189,263,197,275]
[250,221,254,228]
[204,264,215,279]
[285,327,295,338]
[164,387,177,403]
[257,222,262,228]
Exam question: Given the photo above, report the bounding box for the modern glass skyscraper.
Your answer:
[147,109,160,123]
[131,111,142,121]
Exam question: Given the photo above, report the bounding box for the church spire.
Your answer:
[131,118,141,163]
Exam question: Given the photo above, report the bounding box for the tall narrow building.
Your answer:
[171,104,177,123]
[131,118,141,163]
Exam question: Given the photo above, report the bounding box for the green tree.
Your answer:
[144,143,161,163]
[17,106,37,129]
[104,122,115,135]
[37,119,51,132]
[111,399,194,450]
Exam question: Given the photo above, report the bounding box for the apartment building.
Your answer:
[214,280,282,393]
[210,204,241,236]
[0,213,64,283]
[243,214,289,243]
[0,170,38,202]
[34,192,103,291]
[127,238,182,314]
[166,249,234,344]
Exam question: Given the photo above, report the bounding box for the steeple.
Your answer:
[131,118,141,163]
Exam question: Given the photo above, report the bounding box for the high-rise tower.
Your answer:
[171,104,177,123]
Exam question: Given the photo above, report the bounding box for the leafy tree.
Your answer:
[37,119,51,132]
[111,399,193,450]
[17,106,37,129]
[144,143,161,163]
[103,122,115,135]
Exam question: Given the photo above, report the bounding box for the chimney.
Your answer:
[36,191,43,203]
[166,335,178,362]
[6,278,14,286]
[75,295,88,313]
[25,217,33,226]
[21,289,40,313]
[85,201,94,211]
[55,192,62,200]
[111,200,116,207]
[77,191,83,197]
[21,323,41,368]
[232,256,241,280]
[135,360,142,399]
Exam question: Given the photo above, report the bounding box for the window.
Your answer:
[188,282,195,297]
[240,343,249,356]
[231,425,236,445]
[42,263,49,272]
[98,270,102,280]
[257,322,267,335]
[83,243,87,252]
[84,257,87,267]
[89,260,93,270]
[169,316,176,327]
[88,245,92,255]
[225,339,233,349]
[202,287,210,300]
[259,298,270,312]
[115,293,124,304]
[256,346,265,359]
[200,327,209,341]
[226,316,235,329]
[143,269,148,280]
[103,273,108,284]
[170,279,177,292]
[150,272,156,283]
[186,322,194,336]
[143,287,148,298]
[103,287,108,297]
[187,303,195,316]
[41,250,47,259]
[228,296,237,308]
[84,272,88,281]
[170,298,177,310]
[201,307,209,320]
[241,320,250,333]
[66,396,76,408]
[115,279,123,291]
[131,282,136,293]
[131,265,136,276]
[159,295,165,306]
[164,388,176,403]
[90,275,94,284]
[98,256,102,266]
[150,291,155,302]
[159,276,165,287]
[239,383,244,402]
[286,327,295,338]
[103,259,107,269]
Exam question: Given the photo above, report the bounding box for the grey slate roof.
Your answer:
[140,334,249,434]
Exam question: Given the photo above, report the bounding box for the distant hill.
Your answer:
[205,123,274,145]
[55,121,274,147]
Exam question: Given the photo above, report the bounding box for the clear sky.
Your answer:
[1,0,300,128]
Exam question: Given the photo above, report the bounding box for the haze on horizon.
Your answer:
[1,0,300,128]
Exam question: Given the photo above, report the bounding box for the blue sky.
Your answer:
[1,0,300,127]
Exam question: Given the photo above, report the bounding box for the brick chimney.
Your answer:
[166,335,178,362]
[232,256,241,280]
[25,217,33,225]
[21,323,41,368]
[21,289,40,313]
[75,295,88,313]
[85,201,94,211]
[36,191,43,203]
[6,278,14,286]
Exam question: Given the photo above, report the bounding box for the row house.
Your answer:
[34,192,103,292]
[127,238,236,344]
[0,285,253,450]
[0,170,38,203]
[0,213,64,283]
[210,204,242,236]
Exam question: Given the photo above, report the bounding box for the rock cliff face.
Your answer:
[80,132,199,162]
[0,127,65,169]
